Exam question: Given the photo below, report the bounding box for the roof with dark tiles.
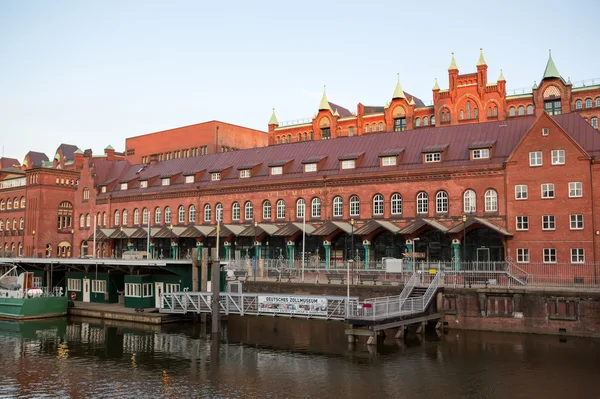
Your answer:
[25,151,49,167]
[0,158,20,169]
[57,144,79,161]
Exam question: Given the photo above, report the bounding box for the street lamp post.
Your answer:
[120,226,124,259]
[169,224,174,259]
[412,237,420,277]
[462,215,467,266]
[31,230,36,258]
[253,220,258,281]
[350,219,355,285]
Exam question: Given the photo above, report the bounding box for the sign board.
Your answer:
[402,252,427,259]
[258,295,328,316]
[384,258,403,273]
[429,269,437,275]
[70,291,76,300]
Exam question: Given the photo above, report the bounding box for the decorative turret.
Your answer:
[392,73,405,100]
[448,52,459,96]
[476,48,488,92]
[532,81,538,90]
[542,49,562,81]
[73,148,84,169]
[268,108,278,133]
[498,69,505,81]
[104,145,115,161]
[448,52,458,70]
[497,69,506,94]
[318,85,332,111]
[432,78,440,91]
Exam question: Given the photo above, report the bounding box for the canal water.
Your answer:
[0,316,598,399]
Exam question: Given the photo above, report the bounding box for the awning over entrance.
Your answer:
[179,225,215,238]
[208,224,248,237]
[399,218,449,235]
[238,223,281,237]
[109,227,141,240]
[353,220,401,236]
[273,222,316,237]
[86,228,115,242]
[311,221,353,236]
[447,217,513,236]
[130,228,149,239]
[152,226,188,238]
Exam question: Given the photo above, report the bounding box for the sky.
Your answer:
[0,0,598,161]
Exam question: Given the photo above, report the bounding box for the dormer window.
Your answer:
[239,169,251,178]
[472,149,489,159]
[341,160,355,170]
[101,186,107,193]
[381,156,397,166]
[140,180,148,188]
[161,178,170,186]
[185,175,194,183]
[120,183,128,190]
[271,166,283,175]
[211,172,221,181]
[425,153,441,163]
[304,163,317,173]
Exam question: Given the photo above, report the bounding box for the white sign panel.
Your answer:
[258,295,328,316]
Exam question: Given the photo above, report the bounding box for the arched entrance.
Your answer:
[414,230,453,262]
[464,228,504,262]
[371,230,404,260]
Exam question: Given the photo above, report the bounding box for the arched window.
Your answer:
[527,105,534,115]
[142,208,149,225]
[204,204,211,222]
[415,118,421,127]
[12,218,16,230]
[373,194,384,216]
[586,98,593,109]
[164,206,171,224]
[134,209,140,225]
[365,124,370,133]
[276,200,285,219]
[485,189,498,212]
[460,110,464,120]
[379,122,384,131]
[102,212,107,227]
[178,206,185,223]
[276,137,280,144]
[493,106,498,116]
[57,201,73,230]
[80,214,85,228]
[488,107,492,117]
[466,101,471,119]
[20,197,25,208]
[518,105,525,116]
[596,98,600,108]
[431,116,435,125]
[509,107,516,117]
[576,99,583,109]
[4,218,8,230]
[464,190,476,213]
[13,198,18,208]
[262,200,271,220]
[83,188,90,201]
[333,196,343,217]
[287,134,292,143]
[189,205,196,223]
[85,214,90,227]
[122,210,128,226]
[0,200,4,210]
[303,132,308,140]
[391,193,402,215]
[370,123,376,132]
[592,117,599,129]
[417,192,428,214]
[19,218,23,230]
[114,210,120,226]
[436,191,448,213]
[232,202,240,221]
[298,133,302,141]
[245,201,253,220]
[474,108,478,118]
[154,207,161,224]
[350,195,360,217]
[311,198,321,218]
[18,242,22,256]
[7,199,12,209]
[423,117,429,126]
[296,199,305,219]
[0,220,3,230]
[216,203,223,222]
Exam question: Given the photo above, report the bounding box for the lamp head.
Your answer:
[462,215,467,222]
[32,230,35,235]
[350,219,355,226]
[169,224,173,229]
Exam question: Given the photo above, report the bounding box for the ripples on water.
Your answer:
[0,316,598,399]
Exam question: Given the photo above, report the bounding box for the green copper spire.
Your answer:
[542,49,561,80]
[392,73,405,99]
[476,48,486,66]
[448,52,458,70]
[318,85,332,111]
[432,78,440,91]
[532,81,538,90]
[104,145,115,151]
[268,108,278,125]
[74,148,84,155]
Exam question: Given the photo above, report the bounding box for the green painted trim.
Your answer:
[572,85,600,92]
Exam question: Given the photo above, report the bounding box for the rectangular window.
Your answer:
[304,163,317,172]
[516,216,529,231]
[529,151,542,166]
[541,183,555,199]
[211,172,221,181]
[239,169,251,178]
[139,181,148,188]
[571,248,585,264]
[393,117,407,132]
[33,277,42,287]
[542,128,549,136]
[516,248,529,263]
[101,186,107,193]
[543,248,557,263]
[321,127,331,140]
[425,153,441,163]
[551,149,565,165]
[165,284,180,294]
[544,100,562,115]
[341,160,355,169]
[570,214,584,230]
[349,127,355,136]
[120,183,127,191]
[271,166,283,175]
[125,283,141,297]
[161,178,170,186]
[472,149,490,159]
[185,175,194,183]
[92,280,106,293]
[381,156,397,166]
[515,185,528,200]
[143,283,153,297]
[569,182,582,198]
[542,215,556,230]
[67,278,81,292]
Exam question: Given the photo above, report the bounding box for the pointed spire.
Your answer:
[542,49,561,80]
[498,69,505,82]
[384,101,390,109]
[392,73,405,99]
[408,97,415,106]
[333,108,339,117]
[476,48,486,66]
[448,52,458,70]
[567,77,572,85]
[318,85,332,111]
[432,78,440,91]
[268,108,278,125]
[532,81,538,90]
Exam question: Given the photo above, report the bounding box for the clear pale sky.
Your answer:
[0,0,597,161]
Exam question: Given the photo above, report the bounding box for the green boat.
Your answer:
[0,266,68,320]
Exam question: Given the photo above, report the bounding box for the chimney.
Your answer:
[104,145,115,161]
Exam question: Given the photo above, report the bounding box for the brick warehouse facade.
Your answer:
[1,50,600,282]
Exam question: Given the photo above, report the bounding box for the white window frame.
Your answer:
[373,194,384,216]
[240,169,251,178]
[164,206,171,224]
[211,172,221,181]
[569,182,582,198]
[417,192,428,214]
[542,215,556,230]
[333,197,343,217]
[232,202,240,221]
[516,248,529,263]
[33,276,42,287]
[92,279,106,293]
[472,149,490,159]
[381,156,397,166]
[463,190,476,212]
[140,181,148,188]
[216,204,222,221]
[391,193,402,215]
[543,248,556,264]
[204,205,211,222]
[516,216,529,231]
[571,248,585,264]
[425,153,441,163]
[341,160,355,170]
[515,185,528,200]
[436,191,448,213]
[120,183,127,191]
[262,201,271,220]
[551,150,565,165]
[101,186,107,193]
[484,189,498,212]
[570,214,584,230]
[296,199,305,219]
[245,202,253,220]
[67,278,81,292]
[178,206,185,223]
[541,183,555,199]
[143,283,153,297]
[529,151,542,167]
[189,205,196,223]
[165,284,180,294]
[276,200,285,219]
[349,196,360,217]
[125,283,141,297]
[311,198,321,218]
[161,178,170,186]
[304,163,317,173]
[185,175,194,183]
[271,166,283,175]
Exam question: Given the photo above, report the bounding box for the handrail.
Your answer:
[399,272,418,302]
